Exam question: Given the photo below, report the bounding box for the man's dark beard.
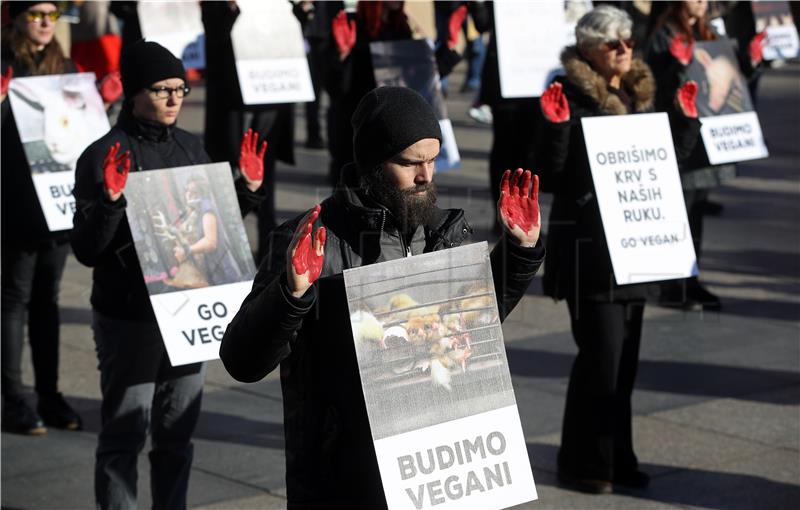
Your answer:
[363,171,438,234]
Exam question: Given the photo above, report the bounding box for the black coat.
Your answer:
[220,163,544,507]
[539,47,700,302]
[1,52,77,246]
[70,108,261,320]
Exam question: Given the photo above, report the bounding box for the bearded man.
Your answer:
[220,86,544,509]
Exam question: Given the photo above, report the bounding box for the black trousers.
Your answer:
[558,298,645,480]
[1,241,69,398]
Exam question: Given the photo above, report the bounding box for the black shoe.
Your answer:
[2,395,47,435]
[557,472,612,494]
[686,280,722,311]
[614,469,650,489]
[37,392,82,431]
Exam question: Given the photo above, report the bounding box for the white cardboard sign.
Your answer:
[581,113,698,285]
[344,243,537,510]
[699,112,769,165]
[138,1,206,69]
[125,163,256,366]
[231,0,315,105]
[7,72,110,231]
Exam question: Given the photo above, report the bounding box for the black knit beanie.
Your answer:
[120,40,186,100]
[9,2,57,20]
[351,86,442,174]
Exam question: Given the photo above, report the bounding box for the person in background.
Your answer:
[1,0,82,436]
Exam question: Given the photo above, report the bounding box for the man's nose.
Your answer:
[415,162,434,183]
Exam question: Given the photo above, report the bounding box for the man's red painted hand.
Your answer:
[1,65,13,99]
[99,71,123,104]
[239,128,267,189]
[749,31,767,65]
[498,169,540,247]
[447,5,468,49]
[676,80,698,118]
[103,142,131,201]
[669,33,694,66]
[541,82,570,123]
[332,10,357,60]
[287,205,326,298]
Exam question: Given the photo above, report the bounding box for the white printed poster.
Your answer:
[752,0,800,60]
[687,39,769,164]
[125,163,256,366]
[138,1,205,69]
[582,113,698,285]
[7,72,110,231]
[494,0,591,98]
[231,0,315,105]
[371,39,461,171]
[344,243,537,510]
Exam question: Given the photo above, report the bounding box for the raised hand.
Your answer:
[1,65,13,100]
[669,33,694,66]
[676,80,698,118]
[332,10,357,61]
[447,5,468,49]
[98,71,122,104]
[239,128,267,191]
[103,142,131,202]
[286,205,327,298]
[498,169,540,248]
[749,31,767,65]
[541,82,570,123]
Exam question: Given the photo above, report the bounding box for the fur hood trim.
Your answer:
[560,46,655,114]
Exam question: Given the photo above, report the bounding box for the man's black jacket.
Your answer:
[220,164,544,508]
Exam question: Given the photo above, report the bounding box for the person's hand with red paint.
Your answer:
[98,71,122,105]
[498,169,540,247]
[447,5,468,49]
[1,65,13,102]
[540,82,570,123]
[669,33,694,66]
[103,142,131,202]
[749,31,767,66]
[239,128,267,192]
[332,10,357,61]
[286,205,326,298]
[676,80,698,118]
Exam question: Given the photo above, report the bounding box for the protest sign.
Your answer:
[494,1,591,98]
[344,243,537,510]
[138,1,205,69]
[125,163,256,366]
[7,72,110,231]
[687,39,769,164]
[752,1,800,60]
[371,39,460,171]
[231,0,314,105]
[582,113,698,285]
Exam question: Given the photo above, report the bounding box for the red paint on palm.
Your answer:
[448,5,468,49]
[677,80,698,118]
[103,142,131,195]
[541,82,570,123]
[749,31,767,64]
[669,34,694,66]
[1,65,13,97]
[292,206,326,283]
[500,169,540,232]
[239,128,267,182]
[332,10,357,58]
[99,71,122,104]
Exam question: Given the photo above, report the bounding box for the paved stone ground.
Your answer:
[2,62,798,510]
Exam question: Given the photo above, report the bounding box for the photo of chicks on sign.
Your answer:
[344,243,518,441]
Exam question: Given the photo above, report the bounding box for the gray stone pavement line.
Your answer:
[203,380,283,402]
[191,464,286,501]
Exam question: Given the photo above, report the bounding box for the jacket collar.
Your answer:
[560,46,655,115]
[117,106,175,143]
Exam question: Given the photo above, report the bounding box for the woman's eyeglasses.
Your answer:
[26,10,61,23]
[602,38,635,52]
[147,85,191,99]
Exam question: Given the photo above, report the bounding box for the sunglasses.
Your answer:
[26,10,61,23]
[602,38,635,52]
[147,85,191,99]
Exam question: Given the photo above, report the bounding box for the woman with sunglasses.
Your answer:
[536,5,700,494]
[1,1,83,435]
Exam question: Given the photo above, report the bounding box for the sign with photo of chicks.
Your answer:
[125,163,256,366]
[344,243,537,510]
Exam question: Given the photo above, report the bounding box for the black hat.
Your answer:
[8,2,57,20]
[351,86,442,174]
[120,40,186,100]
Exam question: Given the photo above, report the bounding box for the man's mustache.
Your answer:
[401,182,436,196]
